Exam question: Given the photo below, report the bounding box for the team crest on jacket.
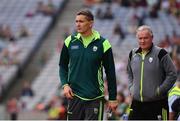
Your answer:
[149,57,153,63]
[93,46,98,52]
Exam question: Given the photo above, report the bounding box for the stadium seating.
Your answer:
[21,1,180,111]
[0,0,66,100]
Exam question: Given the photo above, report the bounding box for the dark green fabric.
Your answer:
[59,32,117,100]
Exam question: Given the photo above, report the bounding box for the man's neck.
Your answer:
[142,49,148,53]
[141,44,153,53]
[80,30,93,37]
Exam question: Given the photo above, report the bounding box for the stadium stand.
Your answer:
[2,0,180,120]
[0,0,67,101]
[20,53,60,111]
[19,0,180,120]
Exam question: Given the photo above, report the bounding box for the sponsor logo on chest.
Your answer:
[71,45,79,49]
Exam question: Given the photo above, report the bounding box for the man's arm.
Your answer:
[59,36,71,87]
[127,50,133,92]
[158,49,177,95]
[102,40,117,101]
[59,43,69,87]
[102,46,118,111]
[59,36,74,99]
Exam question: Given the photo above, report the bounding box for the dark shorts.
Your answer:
[129,98,169,120]
[67,96,104,120]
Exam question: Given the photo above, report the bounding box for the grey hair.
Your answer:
[136,25,153,37]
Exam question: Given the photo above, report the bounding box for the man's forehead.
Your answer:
[76,14,94,21]
[137,30,151,36]
[76,15,88,20]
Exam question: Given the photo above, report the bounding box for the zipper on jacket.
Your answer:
[140,53,145,102]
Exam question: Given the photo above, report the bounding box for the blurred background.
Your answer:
[0,0,179,120]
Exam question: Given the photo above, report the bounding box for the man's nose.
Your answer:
[76,23,80,27]
[140,39,145,42]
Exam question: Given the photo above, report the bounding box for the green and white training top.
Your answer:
[59,30,117,101]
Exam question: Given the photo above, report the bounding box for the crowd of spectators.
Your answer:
[36,0,57,16]
[3,0,180,120]
[0,24,30,66]
[83,0,180,120]
[158,31,180,75]
[26,0,57,18]
[0,0,65,119]
[23,0,179,120]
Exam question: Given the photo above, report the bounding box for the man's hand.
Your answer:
[63,85,74,99]
[108,100,118,112]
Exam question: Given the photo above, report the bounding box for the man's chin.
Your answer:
[77,31,83,34]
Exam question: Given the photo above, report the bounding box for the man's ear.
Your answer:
[90,21,94,28]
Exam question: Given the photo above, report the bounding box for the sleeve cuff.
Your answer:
[109,95,117,101]
[109,100,117,102]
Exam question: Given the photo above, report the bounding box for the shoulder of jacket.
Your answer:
[64,34,78,47]
[101,37,112,53]
[129,48,138,61]
[155,46,168,61]
[64,35,72,47]
[99,36,106,42]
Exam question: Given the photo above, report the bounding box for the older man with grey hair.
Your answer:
[127,25,177,120]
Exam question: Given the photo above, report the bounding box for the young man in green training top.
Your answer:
[59,9,118,120]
